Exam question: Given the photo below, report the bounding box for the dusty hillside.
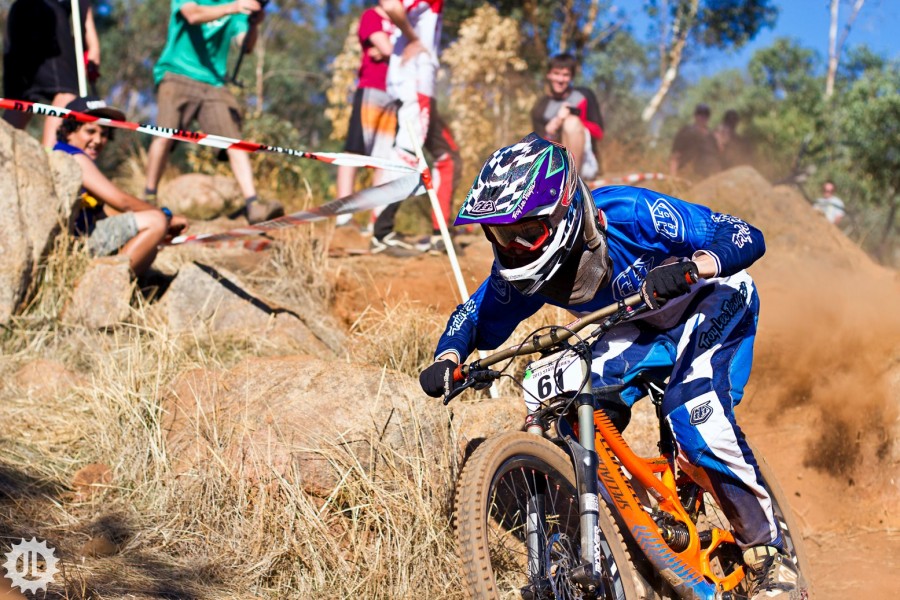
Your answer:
[329,167,900,599]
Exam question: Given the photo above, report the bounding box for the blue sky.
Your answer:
[626,0,900,77]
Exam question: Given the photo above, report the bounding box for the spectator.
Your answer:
[3,0,101,147]
[670,103,721,179]
[530,53,604,180]
[715,109,753,169]
[54,97,188,277]
[335,4,397,228]
[144,0,283,225]
[813,181,846,225]
[371,0,462,256]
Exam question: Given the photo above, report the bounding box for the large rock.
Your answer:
[156,261,331,354]
[164,356,452,496]
[158,174,243,220]
[62,256,133,329]
[0,120,81,325]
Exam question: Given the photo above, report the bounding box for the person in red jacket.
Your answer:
[531,53,604,181]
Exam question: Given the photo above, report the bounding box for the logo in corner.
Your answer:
[646,198,685,243]
[3,537,59,594]
[689,400,713,426]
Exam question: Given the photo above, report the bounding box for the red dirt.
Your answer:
[328,167,900,599]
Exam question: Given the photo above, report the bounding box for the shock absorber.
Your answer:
[657,519,691,552]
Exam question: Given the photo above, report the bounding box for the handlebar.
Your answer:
[442,294,646,405]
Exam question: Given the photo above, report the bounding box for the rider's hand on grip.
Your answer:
[640,261,699,310]
[419,359,459,398]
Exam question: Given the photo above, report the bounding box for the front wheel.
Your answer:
[454,432,647,599]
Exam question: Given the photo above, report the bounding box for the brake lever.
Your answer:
[442,368,501,405]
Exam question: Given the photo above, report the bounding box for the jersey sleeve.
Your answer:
[628,188,766,276]
[575,86,604,141]
[434,265,545,361]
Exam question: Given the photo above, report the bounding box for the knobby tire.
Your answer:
[454,432,648,599]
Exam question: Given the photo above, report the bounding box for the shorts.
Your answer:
[87,212,139,257]
[156,73,242,138]
[343,87,398,158]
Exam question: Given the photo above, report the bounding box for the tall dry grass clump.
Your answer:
[0,237,469,598]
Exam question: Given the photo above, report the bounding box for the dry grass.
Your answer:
[0,236,468,599]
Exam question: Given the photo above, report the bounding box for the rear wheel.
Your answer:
[454,431,648,599]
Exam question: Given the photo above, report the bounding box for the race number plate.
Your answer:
[522,351,586,412]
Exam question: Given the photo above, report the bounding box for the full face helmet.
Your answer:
[456,133,610,302]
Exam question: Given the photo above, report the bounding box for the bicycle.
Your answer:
[444,295,810,599]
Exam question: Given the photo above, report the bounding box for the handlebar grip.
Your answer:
[452,364,465,382]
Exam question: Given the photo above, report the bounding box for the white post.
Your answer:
[407,120,499,399]
[71,0,88,97]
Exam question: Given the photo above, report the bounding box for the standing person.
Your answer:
[530,53,604,181]
[3,0,101,147]
[335,3,397,228]
[670,103,721,179]
[715,109,752,169]
[370,0,462,255]
[419,134,800,600]
[813,181,846,225]
[55,97,188,277]
[144,0,283,225]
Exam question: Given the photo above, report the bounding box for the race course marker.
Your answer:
[0,97,417,173]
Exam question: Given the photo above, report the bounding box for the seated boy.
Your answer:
[55,97,187,276]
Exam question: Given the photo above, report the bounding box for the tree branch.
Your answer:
[642,0,699,123]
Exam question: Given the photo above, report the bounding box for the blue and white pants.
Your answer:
[590,271,781,549]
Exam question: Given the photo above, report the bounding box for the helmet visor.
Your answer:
[484,219,553,253]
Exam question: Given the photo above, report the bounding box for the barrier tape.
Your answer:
[590,172,666,187]
[168,172,425,246]
[0,97,417,173]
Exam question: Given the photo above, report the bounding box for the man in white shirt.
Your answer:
[813,181,846,225]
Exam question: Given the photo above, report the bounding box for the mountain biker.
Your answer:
[419,133,800,599]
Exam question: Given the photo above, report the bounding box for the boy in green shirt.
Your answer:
[144,0,283,224]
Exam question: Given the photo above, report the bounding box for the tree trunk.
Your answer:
[825,0,839,98]
[825,0,865,99]
[641,0,698,123]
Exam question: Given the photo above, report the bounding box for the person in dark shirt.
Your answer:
[530,53,604,180]
[670,103,721,179]
[715,109,753,169]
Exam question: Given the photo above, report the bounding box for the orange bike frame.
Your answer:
[584,411,745,599]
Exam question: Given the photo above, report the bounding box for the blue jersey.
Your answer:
[435,185,766,360]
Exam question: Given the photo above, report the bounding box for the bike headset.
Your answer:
[455,133,612,305]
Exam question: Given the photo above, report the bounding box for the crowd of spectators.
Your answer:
[2,0,840,275]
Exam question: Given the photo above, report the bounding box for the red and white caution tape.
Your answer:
[589,172,666,187]
[0,97,417,173]
[168,172,425,246]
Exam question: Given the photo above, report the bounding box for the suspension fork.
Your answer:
[554,345,604,587]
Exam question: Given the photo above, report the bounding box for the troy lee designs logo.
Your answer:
[647,198,685,243]
[613,255,655,299]
[698,282,749,349]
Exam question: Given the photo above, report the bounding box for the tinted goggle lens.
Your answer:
[485,219,552,252]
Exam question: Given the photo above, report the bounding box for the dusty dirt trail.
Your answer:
[329,167,899,599]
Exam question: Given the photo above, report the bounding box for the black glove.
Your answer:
[640,261,699,310]
[419,359,458,398]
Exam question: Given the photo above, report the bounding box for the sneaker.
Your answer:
[246,200,285,224]
[371,232,420,257]
[743,547,802,599]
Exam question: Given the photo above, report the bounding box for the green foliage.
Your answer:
[694,0,778,49]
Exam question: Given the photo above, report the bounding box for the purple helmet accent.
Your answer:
[455,133,571,226]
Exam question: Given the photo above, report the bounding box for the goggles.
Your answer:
[484,219,553,254]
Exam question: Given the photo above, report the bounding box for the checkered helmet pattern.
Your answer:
[455,133,570,226]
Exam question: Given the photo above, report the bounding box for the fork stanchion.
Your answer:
[406,119,499,399]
